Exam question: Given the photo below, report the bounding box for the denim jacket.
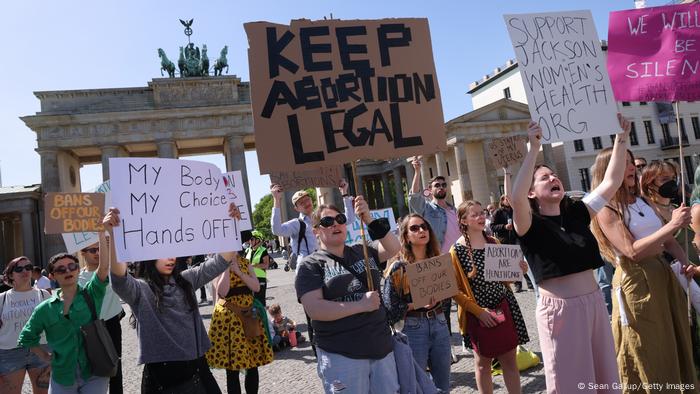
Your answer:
[408,193,451,246]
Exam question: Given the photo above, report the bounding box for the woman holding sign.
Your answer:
[382,213,451,393]
[103,204,242,394]
[295,196,401,394]
[451,200,529,394]
[589,149,698,391]
[510,116,630,393]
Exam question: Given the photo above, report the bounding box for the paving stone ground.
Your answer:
[23,253,546,393]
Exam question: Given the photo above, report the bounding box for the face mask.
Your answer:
[658,180,678,199]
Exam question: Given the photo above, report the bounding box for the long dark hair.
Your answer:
[137,259,198,313]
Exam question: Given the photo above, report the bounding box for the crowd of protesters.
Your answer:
[2,117,700,393]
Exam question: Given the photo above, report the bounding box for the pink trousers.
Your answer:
[537,289,621,394]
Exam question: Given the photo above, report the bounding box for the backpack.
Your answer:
[288,218,308,271]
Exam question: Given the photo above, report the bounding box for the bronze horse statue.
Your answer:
[214,45,228,76]
[201,44,210,76]
[178,47,186,76]
[158,48,176,78]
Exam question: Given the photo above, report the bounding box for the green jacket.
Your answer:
[18,274,108,386]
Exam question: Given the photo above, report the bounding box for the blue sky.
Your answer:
[0,0,669,206]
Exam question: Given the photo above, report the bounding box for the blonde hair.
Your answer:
[457,200,488,279]
[640,160,676,204]
[589,148,637,263]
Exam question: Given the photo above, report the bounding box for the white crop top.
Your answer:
[625,198,663,240]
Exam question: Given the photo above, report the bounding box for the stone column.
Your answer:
[392,167,407,215]
[156,140,178,159]
[381,173,392,209]
[453,142,470,203]
[542,144,558,174]
[317,187,335,205]
[373,179,383,209]
[21,211,35,263]
[465,142,490,204]
[404,161,415,187]
[225,135,252,220]
[37,148,64,259]
[419,160,431,189]
[435,151,448,177]
[100,145,127,181]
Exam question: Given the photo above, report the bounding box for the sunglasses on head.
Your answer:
[82,247,99,254]
[317,213,347,228]
[433,182,448,188]
[409,223,428,233]
[13,265,34,273]
[52,262,79,275]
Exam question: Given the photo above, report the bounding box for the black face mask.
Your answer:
[658,180,678,199]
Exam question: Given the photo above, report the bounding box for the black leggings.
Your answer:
[226,368,259,394]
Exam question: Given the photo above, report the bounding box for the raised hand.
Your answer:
[527,121,542,148]
[270,184,283,202]
[102,208,121,234]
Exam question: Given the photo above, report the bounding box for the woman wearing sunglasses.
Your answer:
[0,257,51,394]
[295,196,401,393]
[382,213,452,392]
[103,204,242,394]
[18,244,110,393]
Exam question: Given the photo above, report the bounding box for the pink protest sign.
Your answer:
[608,3,700,102]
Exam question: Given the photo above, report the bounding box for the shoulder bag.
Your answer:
[80,290,119,377]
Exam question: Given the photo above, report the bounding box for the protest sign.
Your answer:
[345,208,397,245]
[109,158,242,262]
[608,2,700,102]
[404,254,458,308]
[245,18,446,173]
[61,180,111,253]
[45,193,105,234]
[504,11,620,143]
[483,244,523,282]
[487,136,528,168]
[269,166,344,190]
[222,171,252,231]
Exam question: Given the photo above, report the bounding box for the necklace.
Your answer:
[628,200,646,217]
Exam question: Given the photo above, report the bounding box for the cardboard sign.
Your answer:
[608,3,700,102]
[504,11,620,143]
[61,180,111,253]
[270,166,344,190]
[221,171,253,231]
[44,193,105,234]
[483,244,523,282]
[404,254,458,307]
[245,18,446,173]
[109,158,243,262]
[487,136,528,168]
[345,208,397,245]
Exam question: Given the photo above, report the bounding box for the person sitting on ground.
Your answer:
[267,303,305,352]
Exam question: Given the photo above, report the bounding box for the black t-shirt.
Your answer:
[295,244,393,359]
[517,200,604,283]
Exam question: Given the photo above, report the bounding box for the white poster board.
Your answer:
[221,171,252,232]
[483,244,523,282]
[109,158,242,262]
[345,208,397,245]
[62,180,111,253]
[504,10,620,143]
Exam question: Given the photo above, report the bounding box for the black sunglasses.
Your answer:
[82,247,99,254]
[52,262,79,275]
[408,223,428,233]
[433,182,448,188]
[13,265,34,273]
[318,213,347,228]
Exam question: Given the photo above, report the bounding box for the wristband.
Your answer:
[367,218,391,240]
[582,190,608,214]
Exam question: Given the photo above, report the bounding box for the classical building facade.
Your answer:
[20,76,254,261]
[468,56,700,192]
[0,185,41,266]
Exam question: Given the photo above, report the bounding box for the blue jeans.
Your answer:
[595,260,615,316]
[316,347,399,394]
[49,374,109,394]
[403,313,452,393]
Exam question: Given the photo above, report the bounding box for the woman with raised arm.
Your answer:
[382,213,451,393]
[589,150,698,391]
[295,196,401,394]
[510,115,630,393]
[206,230,273,394]
[103,204,241,394]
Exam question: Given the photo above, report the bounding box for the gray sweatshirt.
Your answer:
[110,254,229,364]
